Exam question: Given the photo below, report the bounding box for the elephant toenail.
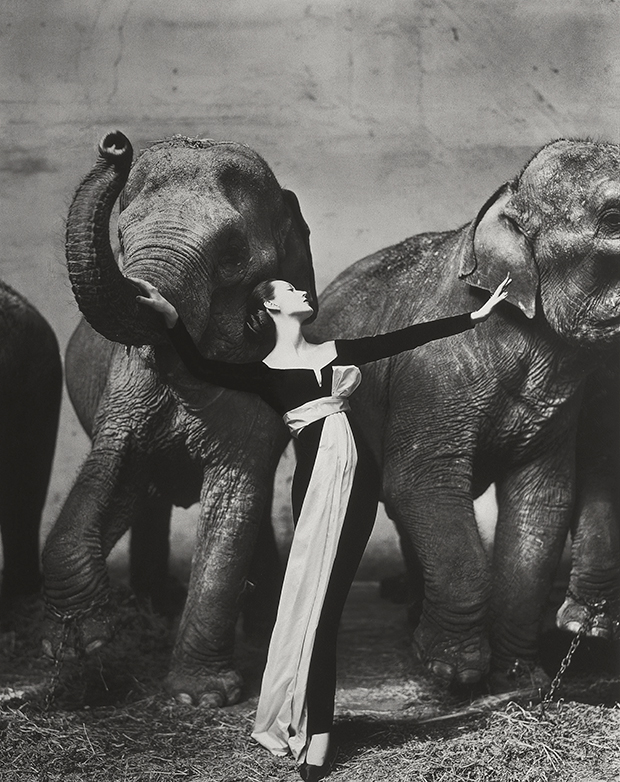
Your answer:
[228,687,241,703]
[199,692,223,708]
[176,693,194,705]
[590,625,610,639]
[458,669,482,685]
[85,639,105,654]
[430,661,454,680]
[565,621,582,634]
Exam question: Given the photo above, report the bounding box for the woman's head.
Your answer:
[245,279,278,342]
[245,279,314,341]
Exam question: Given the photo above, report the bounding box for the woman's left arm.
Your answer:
[335,275,511,365]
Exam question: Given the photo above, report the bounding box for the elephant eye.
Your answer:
[600,209,620,233]
[220,236,247,265]
[218,234,249,279]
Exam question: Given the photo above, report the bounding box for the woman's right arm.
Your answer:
[131,277,265,393]
[167,318,265,392]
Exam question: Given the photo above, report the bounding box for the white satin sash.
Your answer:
[283,396,350,438]
[252,364,361,762]
[283,364,362,439]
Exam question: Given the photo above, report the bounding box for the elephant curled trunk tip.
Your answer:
[66,129,166,347]
[98,130,133,166]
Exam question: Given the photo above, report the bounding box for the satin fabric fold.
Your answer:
[283,396,350,438]
[252,364,361,762]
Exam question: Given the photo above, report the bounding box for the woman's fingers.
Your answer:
[491,276,511,303]
[127,276,157,295]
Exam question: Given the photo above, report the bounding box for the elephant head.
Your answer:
[66,130,317,354]
[459,139,620,347]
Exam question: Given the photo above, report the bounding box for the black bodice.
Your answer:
[167,313,475,417]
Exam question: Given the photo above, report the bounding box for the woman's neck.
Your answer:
[264,314,333,369]
[272,315,308,355]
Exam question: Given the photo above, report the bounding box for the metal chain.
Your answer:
[44,592,111,624]
[43,620,72,710]
[541,623,587,706]
[42,593,112,709]
[540,593,609,709]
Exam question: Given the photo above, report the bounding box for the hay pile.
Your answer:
[340,702,620,782]
[1,696,618,781]
[1,589,618,781]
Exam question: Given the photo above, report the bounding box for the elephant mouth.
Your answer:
[598,312,620,329]
[578,313,620,345]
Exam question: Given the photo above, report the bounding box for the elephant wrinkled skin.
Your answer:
[309,139,620,689]
[41,131,317,705]
[0,281,61,616]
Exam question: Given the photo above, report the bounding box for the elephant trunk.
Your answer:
[66,130,165,346]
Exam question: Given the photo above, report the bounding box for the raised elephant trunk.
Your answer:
[66,130,166,346]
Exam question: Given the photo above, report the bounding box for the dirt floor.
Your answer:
[1,579,619,781]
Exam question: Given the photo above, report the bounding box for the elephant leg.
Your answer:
[0,439,45,602]
[559,368,620,640]
[558,476,620,640]
[490,452,574,690]
[379,508,426,626]
[129,484,185,616]
[41,437,145,659]
[165,466,271,707]
[0,371,60,607]
[384,456,491,686]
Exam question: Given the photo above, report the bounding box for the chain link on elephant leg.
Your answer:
[42,593,113,708]
[538,593,609,715]
[44,592,111,625]
[43,619,71,710]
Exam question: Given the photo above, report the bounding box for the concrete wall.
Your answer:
[1,0,619,580]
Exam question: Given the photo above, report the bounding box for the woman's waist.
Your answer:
[283,395,351,438]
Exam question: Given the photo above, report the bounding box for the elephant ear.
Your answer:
[279,189,319,322]
[458,183,539,319]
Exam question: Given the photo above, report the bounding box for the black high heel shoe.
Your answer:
[298,746,338,781]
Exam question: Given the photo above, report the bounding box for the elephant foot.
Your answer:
[41,600,115,660]
[164,667,243,707]
[412,615,490,685]
[489,658,550,694]
[556,592,619,640]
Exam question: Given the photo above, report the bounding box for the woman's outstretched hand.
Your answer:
[130,277,179,329]
[470,275,512,323]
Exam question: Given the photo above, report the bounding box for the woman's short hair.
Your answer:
[245,279,278,343]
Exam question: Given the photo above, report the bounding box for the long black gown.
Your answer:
[167,312,474,762]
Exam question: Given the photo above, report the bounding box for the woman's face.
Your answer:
[266,280,314,319]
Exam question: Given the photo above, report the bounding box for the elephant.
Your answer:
[307,139,620,689]
[562,358,620,639]
[0,280,61,617]
[41,130,317,706]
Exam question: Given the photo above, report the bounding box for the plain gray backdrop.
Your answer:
[1,0,618,578]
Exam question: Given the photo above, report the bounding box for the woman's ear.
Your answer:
[458,183,539,318]
[264,300,280,314]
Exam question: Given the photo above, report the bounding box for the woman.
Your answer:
[134,274,511,780]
